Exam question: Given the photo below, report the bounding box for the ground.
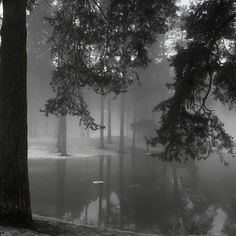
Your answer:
[0,216,163,236]
[21,136,229,235]
[28,136,157,160]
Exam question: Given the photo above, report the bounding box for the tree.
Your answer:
[57,115,67,155]
[119,93,125,153]
[44,0,177,130]
[0,0,32,225]
[107,93,112,143]
[150,0,236,162]
[100,95,105,148]
[0,0,176,227]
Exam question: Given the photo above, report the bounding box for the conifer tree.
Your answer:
[45,0,177,126]
[0,0,35,226]
[150,0,236,162]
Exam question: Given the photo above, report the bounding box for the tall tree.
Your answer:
[107,94,112,143]
[57,115,67,156]
[150,0,236,162]
[0,0,177,227]
[100,95,105,148]
[45,0,177,129]
[119,93,125,153]
[0,0,32,225]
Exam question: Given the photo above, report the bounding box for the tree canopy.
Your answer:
[44,0,177,128]
[150,0,236,162]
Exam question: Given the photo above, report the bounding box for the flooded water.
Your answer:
[28,146,236,235]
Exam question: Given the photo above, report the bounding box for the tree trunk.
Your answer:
[57,116,67,156]
[86,128,90,138]
[0,0,32,225]
[132,100,136,151]
[119,93,125,153]
[57,117,62,153]
[107,94,112,143]
[61,115,67,156]
[80,125,85,138]
[100,95,105,149]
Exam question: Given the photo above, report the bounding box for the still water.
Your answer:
[29,149,235,235]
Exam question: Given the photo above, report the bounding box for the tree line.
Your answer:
[0,0,236,228]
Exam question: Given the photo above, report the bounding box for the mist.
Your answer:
[0,0,236,235]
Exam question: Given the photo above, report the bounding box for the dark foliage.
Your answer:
[149,0,236,162]
[44,0,177,128]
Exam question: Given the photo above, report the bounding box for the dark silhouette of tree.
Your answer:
[100,95,105,149]
[0,0,33,226]
[150,0,236,162]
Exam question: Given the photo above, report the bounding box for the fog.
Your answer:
[22,1,236,235]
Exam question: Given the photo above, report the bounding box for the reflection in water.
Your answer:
[106,156,111,226]
[162,162,167,199]
[56,159,67,217]
[98,156,104,226]
[29,150,233,235]
[119,154,125,230]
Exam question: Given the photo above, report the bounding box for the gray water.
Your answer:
[28,149,236,235]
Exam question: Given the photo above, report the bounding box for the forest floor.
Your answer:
[0,215,164,236]
[28,136,158,160]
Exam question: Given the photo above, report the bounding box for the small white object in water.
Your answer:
[92,180,104,184]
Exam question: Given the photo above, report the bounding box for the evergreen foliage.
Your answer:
[150,0,236,162]
[44,0,177,128]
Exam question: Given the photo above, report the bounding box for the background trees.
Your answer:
[44,0,176,132]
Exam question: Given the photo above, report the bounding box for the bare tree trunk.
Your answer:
[119,93,125,153]
[0,0,32,225]
[100,95,105,149]
[61,115,67,156]
[107,94,112,143]
[80,125,85,138]
[57,116,67,156]
[86,128,90,138]
[131,101,137,176]
[57,117,62,153]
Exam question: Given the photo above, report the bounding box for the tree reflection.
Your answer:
[56,159,67,218]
